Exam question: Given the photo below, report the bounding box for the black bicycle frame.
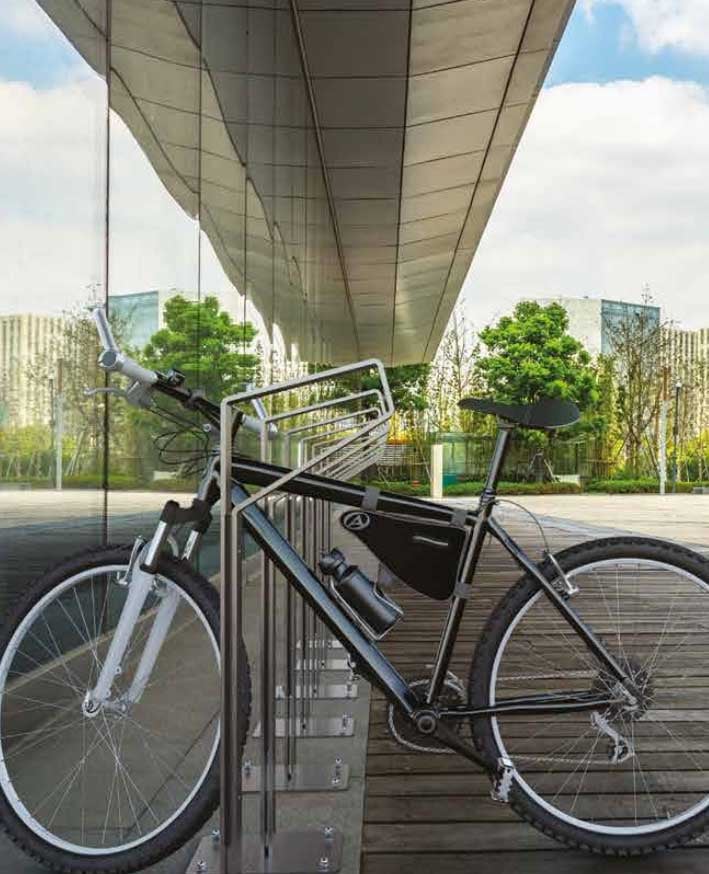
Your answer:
[227,425,634,768]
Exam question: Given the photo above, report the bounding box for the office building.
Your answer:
[539,296,661,356]
[109,289,199,351]
[0,314,65,427]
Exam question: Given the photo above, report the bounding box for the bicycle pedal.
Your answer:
[490,757,515,803]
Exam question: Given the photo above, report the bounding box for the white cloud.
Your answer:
[0,76,244,316]
[464,76,709,333]
[587,0,709,56]
[4,71,709,364]
[3,2,56,40]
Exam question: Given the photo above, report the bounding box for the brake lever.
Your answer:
[84,382,153,409]
[84,386,127,399]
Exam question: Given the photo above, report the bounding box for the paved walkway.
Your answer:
[3,489,709,873]
[445,493,709,548]
[361,505,709,874]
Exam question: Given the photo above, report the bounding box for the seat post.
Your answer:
[425,422,514,705]
[483,422,515,497]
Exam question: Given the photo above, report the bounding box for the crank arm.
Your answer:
[429,718,492,770]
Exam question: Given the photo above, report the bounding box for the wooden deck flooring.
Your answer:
[359,511,709,874]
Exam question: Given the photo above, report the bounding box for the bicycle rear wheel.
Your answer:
[470,536,709,854]
[0,544,249,873]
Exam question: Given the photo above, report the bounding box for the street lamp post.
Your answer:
[672,380,682,494]
[659,367,669,495]
[50,361,65,491]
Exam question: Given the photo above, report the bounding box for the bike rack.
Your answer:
[187,360,393,873]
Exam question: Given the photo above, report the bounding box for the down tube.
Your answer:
[232,484,419,716]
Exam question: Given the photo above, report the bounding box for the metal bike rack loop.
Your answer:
[187,360,392,873]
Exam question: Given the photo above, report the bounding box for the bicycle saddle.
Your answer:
[458,396,580,430]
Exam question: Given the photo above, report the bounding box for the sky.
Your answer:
[0,0,260,331]
[1,0,709,340]
[463,0,709,333]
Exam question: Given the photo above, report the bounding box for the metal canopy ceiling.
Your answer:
[39,0,573,365]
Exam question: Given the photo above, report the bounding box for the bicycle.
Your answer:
[3,310,709,872]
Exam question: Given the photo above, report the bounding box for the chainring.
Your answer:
[387,675,465,755]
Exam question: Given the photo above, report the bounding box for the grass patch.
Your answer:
[587,479,709,494]
[366,480,582,497]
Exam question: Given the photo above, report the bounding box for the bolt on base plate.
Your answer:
[241,760,349,792]
[185,827,343,873]
[252,715,354,738]
[275,683,358,700]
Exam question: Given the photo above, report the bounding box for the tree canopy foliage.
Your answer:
[142,295,259,401]
[477,301,598,411]
[382,364,430,415]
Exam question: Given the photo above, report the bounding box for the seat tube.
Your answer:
[426,424,513,705]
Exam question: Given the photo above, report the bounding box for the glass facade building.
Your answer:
[0,0,573,609]
[108,290,161,350]
[0,0,347,621]
[0,2,573,867]
[600,298,661,355]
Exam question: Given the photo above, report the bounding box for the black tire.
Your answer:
[0,544,251,874]
[469,536,709,855]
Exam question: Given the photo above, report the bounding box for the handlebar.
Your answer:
[91,306,275,438]
[242,414,266,435]
[94,306,119,352]
[92,307,158,386]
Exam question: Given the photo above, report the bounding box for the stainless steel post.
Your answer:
[220,408,245,873]
[285,495,296,776]
[188,359,393,873]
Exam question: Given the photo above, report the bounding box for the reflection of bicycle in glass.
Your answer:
[4,311,709,872]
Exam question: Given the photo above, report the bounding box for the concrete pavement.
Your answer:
[444,493,709,549]
[509,493,709,546]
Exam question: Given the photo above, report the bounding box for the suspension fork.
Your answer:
[85,527,170,712]
[85,490,216,712]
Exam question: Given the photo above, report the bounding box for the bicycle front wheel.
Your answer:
[0,544,248,874]
[470,536,709,855]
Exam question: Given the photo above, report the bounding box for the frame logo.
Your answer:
[342,511,371,532]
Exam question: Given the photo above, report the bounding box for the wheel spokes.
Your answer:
[492,558,709,832]
[0,565,220,854]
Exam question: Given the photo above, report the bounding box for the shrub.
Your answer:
[445,480,581,496]
[364,480,581,497]
[586,479,709,494]
[64,473,137,490]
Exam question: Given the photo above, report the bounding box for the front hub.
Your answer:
[82,694,102,719]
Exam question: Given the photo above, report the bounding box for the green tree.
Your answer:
[477,301,598,411]
[428,303,485,434]
[142,295,259,401]
[384,364,430,417]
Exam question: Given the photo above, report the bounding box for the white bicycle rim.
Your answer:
[0,563,221,856]
[490,557,709,836]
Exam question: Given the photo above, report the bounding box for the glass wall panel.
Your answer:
[105,0,203,550]
[0,0,109,621]
[0,1,347,870]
